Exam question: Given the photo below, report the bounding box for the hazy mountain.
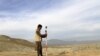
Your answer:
[43,39,75,46]
[47,39,67,46]
[64,36,100,41]
[46,39,100,46]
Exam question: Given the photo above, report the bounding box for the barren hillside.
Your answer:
[0,35,34,52]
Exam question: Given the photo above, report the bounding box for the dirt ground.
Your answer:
[0,48,100,56]
[0,51,100,56]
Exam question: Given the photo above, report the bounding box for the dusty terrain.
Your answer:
[0,35,100,56]
[0,44,100,56]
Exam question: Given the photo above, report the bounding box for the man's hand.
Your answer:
[45,30,47,33]
[45,26,47,29]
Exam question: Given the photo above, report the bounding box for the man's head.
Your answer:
[37,24,42,31]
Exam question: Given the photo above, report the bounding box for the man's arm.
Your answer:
[36,30,47,38]
[41,30,47,38]
[41,34,47,38]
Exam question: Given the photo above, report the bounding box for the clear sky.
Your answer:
[0,0,100,41]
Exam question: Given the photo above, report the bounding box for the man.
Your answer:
[34,24,47,56]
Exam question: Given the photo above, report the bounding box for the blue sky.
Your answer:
[0,0,65,12]
[0,0,100,41]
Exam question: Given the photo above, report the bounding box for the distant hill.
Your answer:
[47,39,67,46]
[43,39,70,46]
[45,39,100,46]
[0,35,34,52]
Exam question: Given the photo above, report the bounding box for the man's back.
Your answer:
[34,29,42,41]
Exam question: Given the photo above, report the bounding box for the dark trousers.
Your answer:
[35,41,43,56]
